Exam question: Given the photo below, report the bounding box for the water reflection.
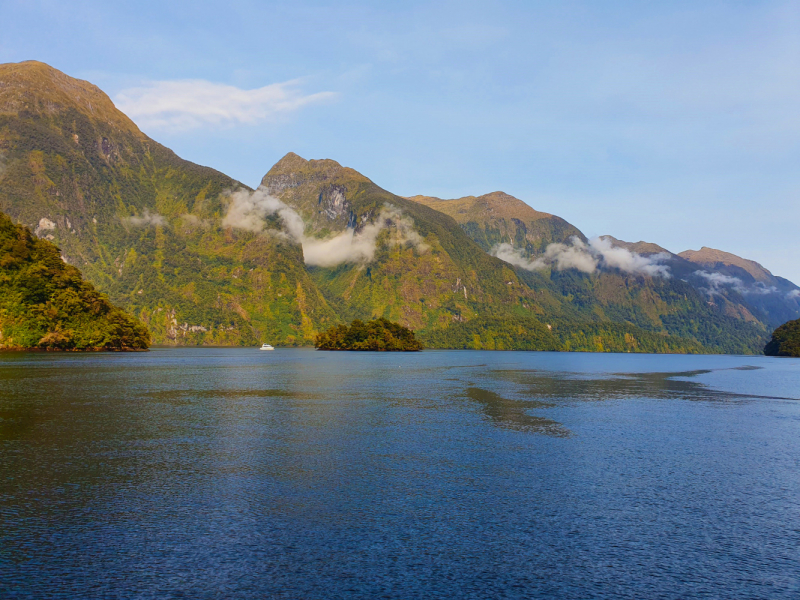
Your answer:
[462,387,568,436]
[2,350,800,599]
[490,367,796,404]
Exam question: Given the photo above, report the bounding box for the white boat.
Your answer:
[259,343,275,351]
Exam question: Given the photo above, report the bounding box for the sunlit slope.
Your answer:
[262,153,559,332]
[0,61,338,345]
[409,190,770,351]
[409,191,584,253]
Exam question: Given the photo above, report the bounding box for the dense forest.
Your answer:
[316,318,423,351]
[764,319,800,357]
[0,211,150,350]
[420,315,706,353]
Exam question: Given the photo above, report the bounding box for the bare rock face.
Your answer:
[318,185,348,220]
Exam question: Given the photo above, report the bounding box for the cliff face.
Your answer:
[0,210,149,350]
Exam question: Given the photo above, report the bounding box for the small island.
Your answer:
[315,318,423,351]
[764,318,800,357]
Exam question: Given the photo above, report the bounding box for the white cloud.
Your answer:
[116,79,336,132]
[788,289,800,299]
[123,209,168,228]
[693,270,783,296]
[222,187,427,267]
[491,236,670,277]
[589,237,671,277]
[693,270,744,293]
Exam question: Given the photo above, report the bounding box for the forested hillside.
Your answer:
[0,211,149,350]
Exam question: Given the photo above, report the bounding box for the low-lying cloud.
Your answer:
[788,289,800,300]
[124,209,168,228]
[222,187,427,267]
[491,236,670,277]
[116,79,336,132]
[693,270,783,296]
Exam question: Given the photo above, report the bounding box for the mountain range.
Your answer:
[1,60,798,353]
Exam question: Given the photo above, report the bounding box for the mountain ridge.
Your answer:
[0,60,794,353]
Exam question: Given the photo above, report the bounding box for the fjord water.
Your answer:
[1,350,799,599]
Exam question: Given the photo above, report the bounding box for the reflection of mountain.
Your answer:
[459,365,797,437]
[490,367,795,403]
[1,60,797,353]
[463,387,568,436]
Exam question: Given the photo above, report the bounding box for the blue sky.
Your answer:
[3,0,799,282]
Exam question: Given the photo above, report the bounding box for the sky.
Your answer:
[3,0,799,282]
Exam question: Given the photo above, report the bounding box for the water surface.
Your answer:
[2,349,799,599]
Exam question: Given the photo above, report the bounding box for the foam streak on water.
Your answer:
[1,349,799,599]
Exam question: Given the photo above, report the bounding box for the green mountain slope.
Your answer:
[0,60,788,354]
[0,210,149,350]
[262,154,559,332]
[0,61,337,346]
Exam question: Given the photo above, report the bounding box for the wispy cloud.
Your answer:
[115,79,336,132]
[222,187,427,267]
[692,270,782,296]
[123,209,168,228]
[491,237,670,277]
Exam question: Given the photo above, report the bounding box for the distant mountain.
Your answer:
[0,210,149,350]
[599,236,672,256]
[679,247,775,283]
[408,191,583,254]
[599,237,800,329]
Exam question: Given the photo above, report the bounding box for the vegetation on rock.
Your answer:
[0,211,149,350]
[764,319,800,357]
[315,318,423,351]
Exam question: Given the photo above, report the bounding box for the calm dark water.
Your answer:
[1,349,799,599]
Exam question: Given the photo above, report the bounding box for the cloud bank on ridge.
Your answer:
[491,236,671,277]
[222,187,427,267]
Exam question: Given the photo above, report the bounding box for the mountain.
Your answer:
[408,191,583,254]
[261,154,557,332]
[599,236,672,256]
[679,247,776,283]
[0,60,790,354]
[0,60,337,346]
[0,210,149,350]
[674,247,800,329]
